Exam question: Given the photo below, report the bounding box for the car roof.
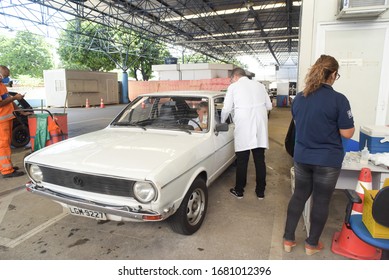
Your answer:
[139,91,225,99]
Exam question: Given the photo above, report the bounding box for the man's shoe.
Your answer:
[2,170,25,178]
[256,191,265,200]
[305,241,324,255]
[283,240,297,253]
[230,188,243,199]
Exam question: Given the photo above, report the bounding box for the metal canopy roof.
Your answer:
[0,0,301,66]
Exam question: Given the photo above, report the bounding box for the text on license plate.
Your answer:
[68,205,107,220]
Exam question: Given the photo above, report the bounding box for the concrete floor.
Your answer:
[0,106,354,260]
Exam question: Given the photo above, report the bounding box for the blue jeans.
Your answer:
[283,162,341,246]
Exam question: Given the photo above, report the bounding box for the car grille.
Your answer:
[40,166,135,197]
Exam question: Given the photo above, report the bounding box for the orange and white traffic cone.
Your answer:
[352,167,372,214]
[331,223,381,260]
[331,167,380,260]
[100,98,105,109]
[85,98,90,108]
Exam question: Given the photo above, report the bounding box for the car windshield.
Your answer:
[111,96,210,132]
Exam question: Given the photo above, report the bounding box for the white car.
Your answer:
[24,91,235,235]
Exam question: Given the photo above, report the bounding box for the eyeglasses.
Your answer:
[336,73,340,80]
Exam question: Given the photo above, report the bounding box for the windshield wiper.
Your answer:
[111,122,147,130]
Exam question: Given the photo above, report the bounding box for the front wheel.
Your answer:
[12,124,30,148]
[169,177,208,235]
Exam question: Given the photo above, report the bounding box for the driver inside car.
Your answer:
[188,101,208,131]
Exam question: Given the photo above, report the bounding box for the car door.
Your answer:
[210,96,235,181]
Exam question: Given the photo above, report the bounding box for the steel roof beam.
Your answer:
[0,0,301,66]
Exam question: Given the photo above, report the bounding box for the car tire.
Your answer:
[12,124,30,148]
[169,177,208,235]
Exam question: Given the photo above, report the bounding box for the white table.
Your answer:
[302,152,389,234]
[336,152,389,190]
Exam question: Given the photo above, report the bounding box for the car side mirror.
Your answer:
[215,123,229,132]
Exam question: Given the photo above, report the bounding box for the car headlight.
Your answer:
[29,164,43,183]
[133,181,156,203]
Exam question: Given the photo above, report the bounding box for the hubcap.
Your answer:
[186,188,205,225]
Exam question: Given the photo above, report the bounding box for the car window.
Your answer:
[112,96,210,132]
[213,96,233,124]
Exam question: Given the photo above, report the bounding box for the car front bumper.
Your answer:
[26,182,174,222]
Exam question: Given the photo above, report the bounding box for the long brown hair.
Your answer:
[303,55,339,96]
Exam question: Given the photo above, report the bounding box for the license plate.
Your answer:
[68,205,107,220]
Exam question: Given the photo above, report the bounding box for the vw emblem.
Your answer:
[73,176,83,187]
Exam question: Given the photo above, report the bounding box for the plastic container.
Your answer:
[28,112,68,152]
[362,187,389,239]
[276,95,288,107]
[359,125,389,154]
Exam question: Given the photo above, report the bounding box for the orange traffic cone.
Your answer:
[331,167,380,260]
[100,98,105,108]
[331,223,381,260]
[352,168,372,214]
[85,98,90,108]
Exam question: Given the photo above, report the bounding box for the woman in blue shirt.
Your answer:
[283,55,355,255]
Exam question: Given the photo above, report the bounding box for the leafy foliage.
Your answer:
[126,36,171,81]
[0,31,54,78]
[57,20,171,80]
[178,52,246,69]
[57,20,117,71]
[179,53,219,64]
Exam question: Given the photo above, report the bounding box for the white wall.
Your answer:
[276,65,298,82]
[239,54,297,83]
[298,0,389,141]
[152,63,233,80]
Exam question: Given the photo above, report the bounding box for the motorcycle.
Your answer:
[9,91,33,148]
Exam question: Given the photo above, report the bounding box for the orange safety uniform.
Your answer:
[0,82,16,175]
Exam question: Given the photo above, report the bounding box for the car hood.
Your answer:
[25,128,209,181]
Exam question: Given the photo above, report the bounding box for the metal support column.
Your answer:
[121,72,129,103]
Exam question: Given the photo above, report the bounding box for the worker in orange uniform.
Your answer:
[0,65,25,178]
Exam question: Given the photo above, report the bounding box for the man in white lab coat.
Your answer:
[221,68,272,199]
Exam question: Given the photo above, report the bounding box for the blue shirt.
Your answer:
[292,84,354,168]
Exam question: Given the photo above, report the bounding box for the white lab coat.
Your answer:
[221,77,272,152]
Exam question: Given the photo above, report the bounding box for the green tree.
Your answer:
[179,53,219,64]
[0,35,9,52]
[125,35,170,81]
[57,21,117,71]
[58,21,171,80]
[179,52,246,69]
[0,31,54,78]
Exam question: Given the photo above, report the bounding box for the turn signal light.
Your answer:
[142,215,163,221]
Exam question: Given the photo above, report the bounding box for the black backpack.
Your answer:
[284,118,295,157]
